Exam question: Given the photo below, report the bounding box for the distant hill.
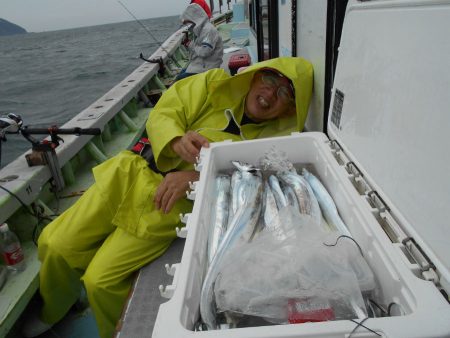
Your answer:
[0,18,27,36]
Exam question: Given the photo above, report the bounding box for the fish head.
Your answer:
[231,160,261,175]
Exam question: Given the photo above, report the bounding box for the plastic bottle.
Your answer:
[0,223,25,272]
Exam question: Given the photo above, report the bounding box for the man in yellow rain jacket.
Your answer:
[23,57,313,338]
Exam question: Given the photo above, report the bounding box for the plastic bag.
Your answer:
[214,206,368,324]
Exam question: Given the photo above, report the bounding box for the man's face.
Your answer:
[245,69,296,122]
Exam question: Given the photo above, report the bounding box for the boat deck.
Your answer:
[115,239,185,337]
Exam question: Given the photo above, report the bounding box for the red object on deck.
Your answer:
[228,53,251,75]
[190,0,212,18]
[131,137,150,155]
[287,298,336,324]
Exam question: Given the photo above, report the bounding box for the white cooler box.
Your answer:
[152,1,450,337]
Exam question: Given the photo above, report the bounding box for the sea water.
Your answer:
[0,16,180,168]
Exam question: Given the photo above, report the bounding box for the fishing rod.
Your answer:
[117,0,166,52]
[117,0,189,69]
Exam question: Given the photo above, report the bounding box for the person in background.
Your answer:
[190,0,212,18]
[22,56,313,338]
[176,3,223,80]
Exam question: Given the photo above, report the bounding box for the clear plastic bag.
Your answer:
[214,206,368,324]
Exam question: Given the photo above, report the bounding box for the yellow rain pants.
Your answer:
[37,152,192,338]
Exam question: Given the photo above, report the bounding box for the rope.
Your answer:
[323,234,364,257]
[349,318,381,337]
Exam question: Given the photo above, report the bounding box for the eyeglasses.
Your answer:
[259,70,295,104]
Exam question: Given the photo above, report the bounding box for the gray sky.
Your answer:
[0,0,191,32]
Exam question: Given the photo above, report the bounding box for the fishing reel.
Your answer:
[0,113,23,140]
[0,113,24,169]
[0,112,100,192]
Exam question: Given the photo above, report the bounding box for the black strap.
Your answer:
[131,140,170,176]
[145,152,164,175]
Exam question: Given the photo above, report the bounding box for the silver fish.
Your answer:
[268,174,288,209]
[200,161,263,330]
[229,169,243,223]
[261,181,293,242]
[229,161,264,242]
[263,181,279,230]
[207,175,231,265]
[302,168,352,237]
[278,169,321,226]
[283,185,299,211]
[277,170,312,215]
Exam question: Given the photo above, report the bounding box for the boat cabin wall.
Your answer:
[245,1,330,133]
[294,0,328,133]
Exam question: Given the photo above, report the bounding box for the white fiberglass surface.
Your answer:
[328,1,450,285]
[153,134,450,338]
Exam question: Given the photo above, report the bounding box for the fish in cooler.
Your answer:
[268,174,288,209]
[200,159,376,330]
[283,185,300,211]
[229,168,242,223]
[207,175,231,265]
[200,161,263,330]
[277,170,321,226]
[263,181,279,229]
[302,168,351,237]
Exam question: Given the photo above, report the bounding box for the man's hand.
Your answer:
[171,131,209,164]
[154,171,200,214]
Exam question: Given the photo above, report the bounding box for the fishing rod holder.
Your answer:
[22,126,101,192]
[181,23,194,47]
[139,54,166,77]
[0,113,101,192]
[26,140,66,192]
[182,30,190,46]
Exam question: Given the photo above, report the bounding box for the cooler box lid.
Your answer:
[327,0,450,290]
